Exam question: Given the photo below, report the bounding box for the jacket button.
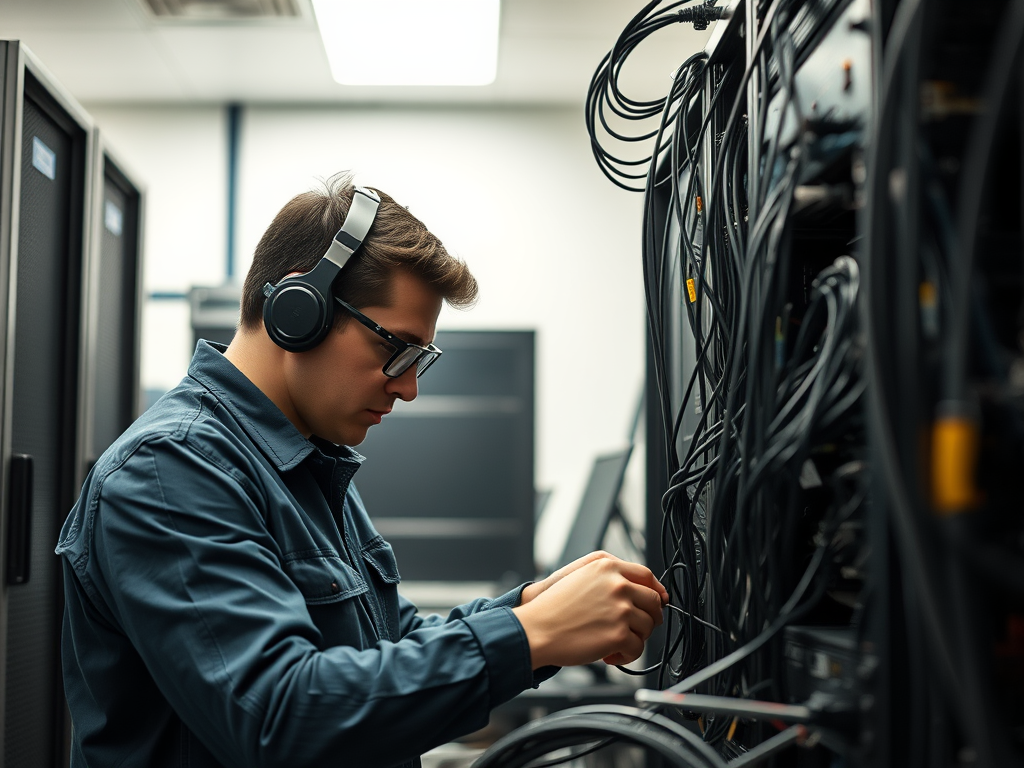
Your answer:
[330,581,340,594]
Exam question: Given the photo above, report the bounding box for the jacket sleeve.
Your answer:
[398,590,560,688]
[397,584,531,636]
[67,436,536,768]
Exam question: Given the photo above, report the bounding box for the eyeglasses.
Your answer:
[334,298,442,378]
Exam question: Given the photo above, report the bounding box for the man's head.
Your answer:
[231,172,478,446]
[239,171,476,332]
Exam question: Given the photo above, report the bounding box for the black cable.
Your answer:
[945,0,1024,401]
[583,0,869,758]
[859,0,966,731]
[517,739,617,768]
[615,604,724,677]
[727,726,805,768]
[472,705,727,768]
[669,467,850,695]
[585,1,711,192]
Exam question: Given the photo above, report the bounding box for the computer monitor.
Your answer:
[556,446,634,569]
[535,488,553,522]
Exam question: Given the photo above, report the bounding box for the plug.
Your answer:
[678,1,726,30]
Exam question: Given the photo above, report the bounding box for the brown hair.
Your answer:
[239,172,477,331]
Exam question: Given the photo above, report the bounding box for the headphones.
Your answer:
[262,186,381,352]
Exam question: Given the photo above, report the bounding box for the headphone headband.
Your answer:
[321,187,381,269]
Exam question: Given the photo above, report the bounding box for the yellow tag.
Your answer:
[919,281,936,307]
[695,196,703,213]
[932,417,979,514]
[686,278,697,303]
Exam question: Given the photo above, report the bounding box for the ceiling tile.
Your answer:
[9,29,189,101]
[0,0,720,105]
[152,25,330,100]
[0,0,144,30]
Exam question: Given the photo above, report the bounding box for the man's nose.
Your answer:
[385,367,419,401]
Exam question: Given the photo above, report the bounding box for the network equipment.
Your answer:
[476,0,1024,766]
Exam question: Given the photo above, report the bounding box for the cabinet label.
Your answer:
[32,137,56,180]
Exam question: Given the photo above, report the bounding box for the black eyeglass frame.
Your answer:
[334,297,442,378]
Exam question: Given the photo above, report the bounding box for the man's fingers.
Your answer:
[641,587,665,626]
[552,551,620,582]
[602,639,643,666]
[620,582,665,627]
[571,551,619,571]
[513,556,670,668]
[617,561,670,603]
[628,606,656,641]
[612,632,644,665]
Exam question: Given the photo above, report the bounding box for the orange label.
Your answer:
[919,281,936,307]
[932,417,979,514]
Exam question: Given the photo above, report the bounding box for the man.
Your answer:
[57,174,667,768]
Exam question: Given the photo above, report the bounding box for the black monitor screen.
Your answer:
[557,446,633,568]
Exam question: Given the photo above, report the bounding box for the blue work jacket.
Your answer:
[57,341,543,768]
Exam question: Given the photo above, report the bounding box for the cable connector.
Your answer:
[678,1,725,30]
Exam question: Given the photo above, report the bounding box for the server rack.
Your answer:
[79,139,145,476]
[643,7,745,684]
[0,41,97,767]
[618,0,1022,765]
[648,1,875,761]
[488,1,877,765]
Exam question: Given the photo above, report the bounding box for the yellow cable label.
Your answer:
[686,278,697,303]
[919,281,936,307]
[695,196,703,213]
[932,417,980,514]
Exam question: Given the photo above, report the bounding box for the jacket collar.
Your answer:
[186,340,364,473]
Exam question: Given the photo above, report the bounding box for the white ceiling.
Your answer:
[0,0,715,106]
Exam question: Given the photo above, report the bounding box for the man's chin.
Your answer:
[343,427,371,447]
[314,425,369,447]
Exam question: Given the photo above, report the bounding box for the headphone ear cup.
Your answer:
[264,277,334,352]
[261,186,377,352]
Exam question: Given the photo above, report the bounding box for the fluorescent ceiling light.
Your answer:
[312,0,500,86]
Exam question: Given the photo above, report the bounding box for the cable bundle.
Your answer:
[646,6,867,736]
[542,0,1024,764]
[474,706,727,768]
[861,0,1024,763]
[584,0,868,755]
[585,0,713,192]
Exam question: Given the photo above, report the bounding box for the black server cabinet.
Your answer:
[0,42,96,767]
[81,143,144,470]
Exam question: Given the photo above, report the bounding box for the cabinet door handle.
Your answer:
[7,454,32,585]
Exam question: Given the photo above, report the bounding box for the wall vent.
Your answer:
[140,0,304,19]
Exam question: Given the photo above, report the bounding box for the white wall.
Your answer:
[88,103,647,568]
[88,105,228,397]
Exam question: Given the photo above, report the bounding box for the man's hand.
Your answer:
[512,557,668,669]
[519,551,625,605]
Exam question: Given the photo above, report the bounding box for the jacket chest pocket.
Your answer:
[284,552,376,647]
[360,537,401,586]
[360,537,402,639]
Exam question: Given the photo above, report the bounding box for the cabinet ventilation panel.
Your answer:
[140,0,304,19]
